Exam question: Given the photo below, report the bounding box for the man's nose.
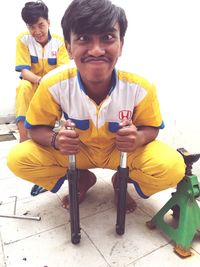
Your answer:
[33,27,41,35]
[88,41,105,56]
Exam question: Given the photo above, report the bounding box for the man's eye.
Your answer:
[78,35,89,41]
[39,24,45,29]
[102,34,113,41]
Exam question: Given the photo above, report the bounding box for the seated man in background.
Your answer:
[15,0,70,195]
[16,0,70,142]
[8,0,185,212]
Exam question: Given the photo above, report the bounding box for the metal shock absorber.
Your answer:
[116,151,129,235]
[66,126,81,244]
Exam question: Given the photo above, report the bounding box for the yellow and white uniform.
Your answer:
[8,65,185,196]
[15,31,69,122]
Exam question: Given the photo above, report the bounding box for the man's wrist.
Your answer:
[37,77,42,85]
[51,131,58,150]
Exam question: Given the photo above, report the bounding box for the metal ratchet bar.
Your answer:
[0,214,41,221]
[0,196,41,221]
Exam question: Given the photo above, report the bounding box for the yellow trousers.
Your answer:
[7,139,185,197]
[16,80,38,122]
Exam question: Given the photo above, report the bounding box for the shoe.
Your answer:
[30,184,47,196]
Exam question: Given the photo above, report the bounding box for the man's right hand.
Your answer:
[56,119,80,155]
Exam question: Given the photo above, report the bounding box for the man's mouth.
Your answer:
[35,35,43,40]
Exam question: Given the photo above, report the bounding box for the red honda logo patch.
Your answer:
[51,51,57,56]
[119,110,132,120]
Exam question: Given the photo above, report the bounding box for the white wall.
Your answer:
[1,0,200,172]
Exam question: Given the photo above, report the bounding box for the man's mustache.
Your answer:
[81,56,111,63]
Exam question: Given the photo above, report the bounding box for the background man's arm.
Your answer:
[21,69,41,84]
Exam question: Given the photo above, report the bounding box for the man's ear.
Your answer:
[65,42,73,59]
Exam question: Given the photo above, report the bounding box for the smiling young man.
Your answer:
[8,0,185,212]
[15,1,69,143]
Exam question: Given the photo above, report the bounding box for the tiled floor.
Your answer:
[0,124,200,267]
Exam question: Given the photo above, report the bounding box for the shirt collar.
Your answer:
[48,30,51,41]
[77,68,117,95]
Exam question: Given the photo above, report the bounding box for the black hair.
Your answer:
[21,0,48,25]
[61,0,128,43]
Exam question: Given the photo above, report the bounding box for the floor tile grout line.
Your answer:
[125,242,171,267]
[81,227,112,267]
[192,247,200,256]
[80,206,115,221]
[3,222,69,246]
[0,230,7,267]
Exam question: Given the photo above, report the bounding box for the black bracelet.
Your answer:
[51,131,58,150]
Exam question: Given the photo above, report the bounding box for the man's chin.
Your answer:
[35,37,47,45]
[88,69,110,80]
[36,38,43,44]
[87,78,107,84]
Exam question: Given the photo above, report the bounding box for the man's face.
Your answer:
[66,23,123,87]
[27,17,50,46]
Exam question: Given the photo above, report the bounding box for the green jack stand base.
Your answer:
[146,148,200,258]
[145,223,193,257]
